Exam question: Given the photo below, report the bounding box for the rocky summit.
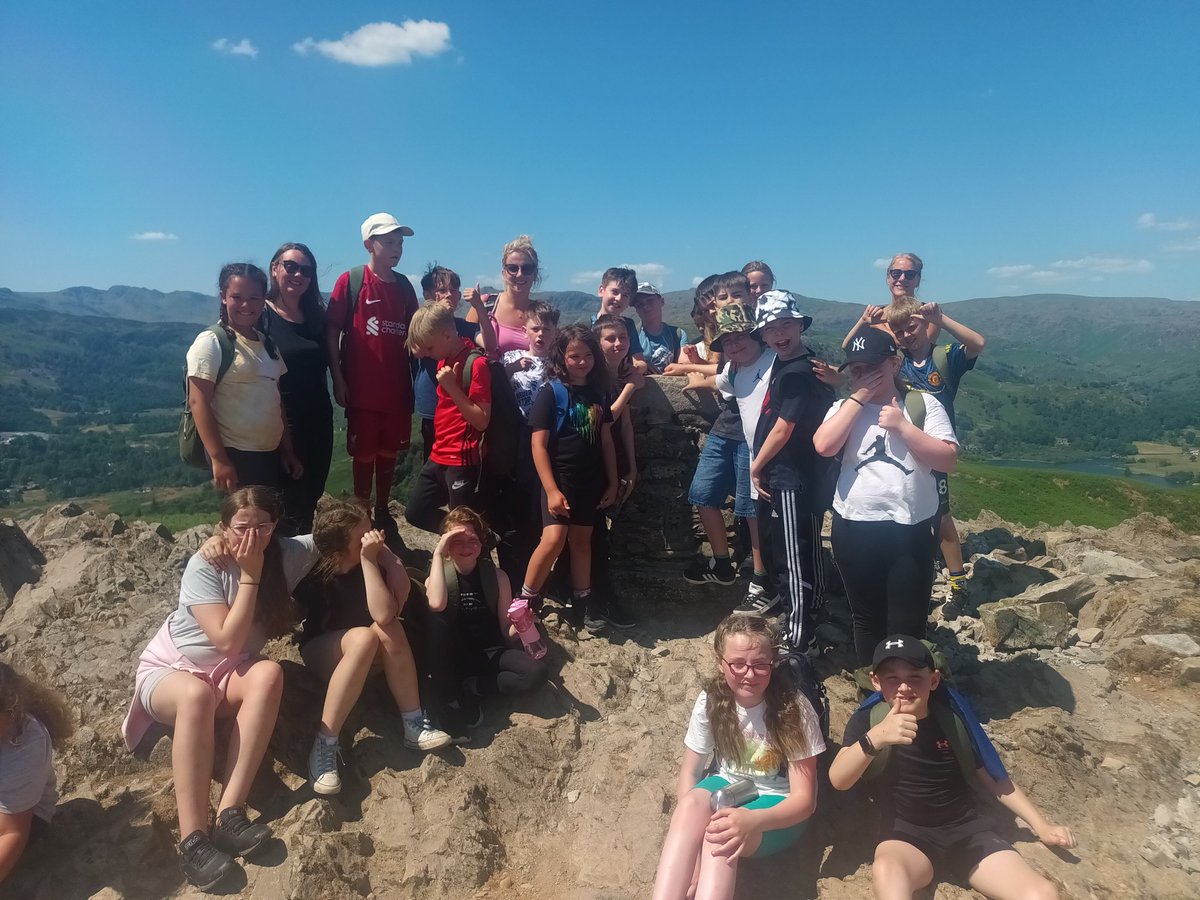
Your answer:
[2,502,1200,899]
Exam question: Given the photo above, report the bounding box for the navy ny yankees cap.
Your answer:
[839,326,898,371]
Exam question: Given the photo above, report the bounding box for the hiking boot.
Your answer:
[590,594,637,630]
[948,571,967,595]
[732,590,780,616]
[564,595,587,629]
[683,555,737,586]
[308,735,342,796]
[211,806,271,858]
[403,714,453,751]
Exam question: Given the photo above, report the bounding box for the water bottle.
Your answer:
[507,598,548,660]
[709,778,758,811]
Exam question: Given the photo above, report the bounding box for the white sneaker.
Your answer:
[308,735,341,796]
[403,714,453,751]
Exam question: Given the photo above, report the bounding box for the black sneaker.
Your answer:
[732,590,781,616]
[683,555,736,586]
[211,806,271,858]
[179,829,235,891]
[592,595,637,630]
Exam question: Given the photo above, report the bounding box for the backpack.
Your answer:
[441,555,500,613]
[460,348,523,479]
[862,688,978,784]
[549,379,570,433]
[776,649,831,740]
[345,265,411,319]
[177,325,235,468]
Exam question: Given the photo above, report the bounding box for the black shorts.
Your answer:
[880,814,1012,883]
[932,470,951,516]
[540,478,603,527]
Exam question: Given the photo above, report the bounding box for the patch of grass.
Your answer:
[1130,441,1200,477]
[951,460,1200,533]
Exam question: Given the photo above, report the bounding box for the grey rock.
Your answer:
[1014,574,1104,615]
[1179,658,1200,683]
[1077,626,1104,644]
[1077,550,1157,581]
[1143,634,1200,657]
[979,600,1072,650]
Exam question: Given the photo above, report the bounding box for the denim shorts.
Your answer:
[695,775,806,858]
[688,433,755,518]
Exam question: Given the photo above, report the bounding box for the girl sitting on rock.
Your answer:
[0,662,74,883]
[422,506,548,739]
[295,496,450,797]
[651,614,824,900]
[122,486,317,891]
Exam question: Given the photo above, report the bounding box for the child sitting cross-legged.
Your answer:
[830,636,1074,900]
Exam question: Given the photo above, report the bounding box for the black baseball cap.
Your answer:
[839,326,898,371]
[871,635,935,671]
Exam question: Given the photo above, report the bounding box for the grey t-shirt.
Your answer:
[168,535,317,665]
[0,715,56,822]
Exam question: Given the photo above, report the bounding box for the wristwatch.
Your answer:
[859,733,880,757]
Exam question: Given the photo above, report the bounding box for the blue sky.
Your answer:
[3,1,1199,303]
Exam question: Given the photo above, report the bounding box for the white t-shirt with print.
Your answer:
[684,689,825,796]
[714,349,776,500]
[502,350,551,420]
[186,329,287,452]
[824,394,958,524]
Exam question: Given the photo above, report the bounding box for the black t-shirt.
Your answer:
[295,567,382,647]
[843,706,979,828]
[710,366,745,441]
[527,382,612,483]
[453,565,505,650]
[266,308,332,421]
[752,353,834,496]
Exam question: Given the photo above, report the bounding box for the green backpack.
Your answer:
[442,555,500,612]
[177,326,235,468]
[901,344,952,430]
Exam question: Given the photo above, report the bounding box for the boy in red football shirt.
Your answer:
[325,213,421,531]
[404,303,492,533]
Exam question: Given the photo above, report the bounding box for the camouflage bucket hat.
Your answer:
[710,302,759,352]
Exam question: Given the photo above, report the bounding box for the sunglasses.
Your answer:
[504,263,537,276]
[721,658,774,677]
[887,268,921,281]
[280,259,315,278]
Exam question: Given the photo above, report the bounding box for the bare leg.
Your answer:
[148,671,218,837]
[747,515,764,574]
[567,525,594,592]
[967,849,1058,900]
[697,506,729,558]
[871,840,935,900]
[215,658,284,813]
[522,524,568,592]
[301,627,381,736]
[652,788,713,900]
[372,619,421,712]
[940,514,964,574]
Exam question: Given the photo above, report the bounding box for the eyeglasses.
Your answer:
[721,658,774,676]
[280,259,315,278]
[228,522,276,537]
[887,269,921,281]
[504,263,537,276]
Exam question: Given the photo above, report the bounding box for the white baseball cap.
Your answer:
[361,213,415,242]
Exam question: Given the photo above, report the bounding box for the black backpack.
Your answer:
[776,649,830,740]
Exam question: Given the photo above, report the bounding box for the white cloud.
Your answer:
[871,258,890,269]
[571,262,670,289]
[1050,255,1153,274]
[986,264,1035,279]
[1164,235,1200,255]
[1137,212,1195,232]
[130,231,179,241]
[691,276,703,287]
[293,20,451,67]
[212,38,258,59]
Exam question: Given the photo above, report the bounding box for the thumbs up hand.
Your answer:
[878,396,906,432]
[872,695,918,747]
[464,283,486,310]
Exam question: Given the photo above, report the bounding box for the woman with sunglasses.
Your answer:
[466,235,543,354]
[841,252,925,350]
[265,243,333,533]
[121,487,319,890]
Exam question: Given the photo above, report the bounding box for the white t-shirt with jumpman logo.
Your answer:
[824,395,957,523]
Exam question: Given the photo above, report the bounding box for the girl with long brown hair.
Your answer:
[651,615,824,900]
[121,487,317,890]
[0,662,73,882]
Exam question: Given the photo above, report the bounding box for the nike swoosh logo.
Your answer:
[365,298,381,304]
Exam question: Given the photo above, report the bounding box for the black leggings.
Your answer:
[422,604,547,708]
[831,513,938,666]
[225,447,281,491]
[280,405,333,534]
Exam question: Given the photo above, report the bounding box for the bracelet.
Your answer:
[859,733,880,757]
[847,396,864,407]
[239,580,259,585]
